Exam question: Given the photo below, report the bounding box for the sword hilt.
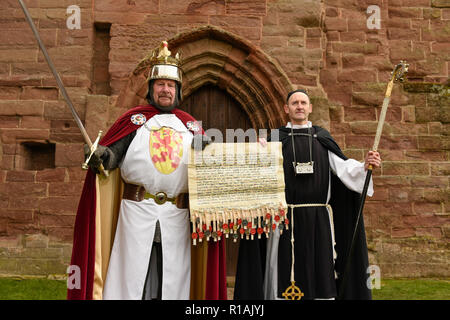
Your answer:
[82,130,109,177]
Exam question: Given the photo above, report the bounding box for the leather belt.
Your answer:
[123,182,189,209]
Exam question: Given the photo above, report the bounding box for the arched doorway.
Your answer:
[179,84,252,133]
[179,84,251,279]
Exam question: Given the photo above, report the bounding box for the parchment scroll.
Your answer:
[188,142,288,244]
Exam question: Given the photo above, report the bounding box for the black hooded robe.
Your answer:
[233,126,372,300]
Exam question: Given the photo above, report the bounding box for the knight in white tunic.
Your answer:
[82,42,212,300]
[102,115,194,300]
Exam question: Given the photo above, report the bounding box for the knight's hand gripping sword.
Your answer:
[81,130,103,170]
[18,0,108,177]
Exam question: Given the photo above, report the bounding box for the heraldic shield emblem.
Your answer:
[149,127,183,175]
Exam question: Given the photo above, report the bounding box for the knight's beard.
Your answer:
[152,96,178,112]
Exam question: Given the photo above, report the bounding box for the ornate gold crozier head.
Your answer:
[391,60,409,83]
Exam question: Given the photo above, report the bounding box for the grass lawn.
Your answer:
[0,278,67,300]
[372,278,450,300]
[0,277,448,300]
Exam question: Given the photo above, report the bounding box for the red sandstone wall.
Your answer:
[320,0,449,277]
[0,0,448,278]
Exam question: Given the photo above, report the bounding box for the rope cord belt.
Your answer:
[287,203,336,255]
[282,203,337,300]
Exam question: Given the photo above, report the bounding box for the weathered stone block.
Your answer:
[21,87,59,101]
[0,100,44,117]
[382,162,429,176]
[38,213,76,227]
[344,106,376,121]
[8,197,40,211]
[20,117,51,130]
[54,143,84,167]
[405,150,447,162]
[423,188,449,203]
[415,227,443,238]
[262,24,303,37]
[226,0,265,16]
[430,162,450,176]
[36,169,66,183]
[387,28,421,41]
[416,106,450,123]
[402,105,416,122]
[352,91,383,106]
[389,7,423,18]
[46,226,74,242]
[44,259,68,274]
[18,259,48,275]
[43,101,85,121]
[423,8,443,20]
[23,234,49,249]
[85,94,110,142]
[418,135,444,150]
[432,0,450,8]
[6,170,36,182]
[0,182,47,197]
[1,128,50,144]
[95,0,159,13]
[342,54,365,68]
[345,134,375,148]
[324,17,347,31]
[38,196,79,214]
[332,42,378,54]
[349,121,378,135]
[422,23,450,42]
[0,258,18,274]
[347,17,367,31]
[48,182,83,197]
[390,47,425,61]
[391,228,416,238]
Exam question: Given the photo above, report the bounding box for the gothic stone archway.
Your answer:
[115,25,294,130]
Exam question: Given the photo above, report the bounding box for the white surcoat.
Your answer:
[103,114,193,300]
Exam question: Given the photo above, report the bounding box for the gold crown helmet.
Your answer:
[147,41,182,84]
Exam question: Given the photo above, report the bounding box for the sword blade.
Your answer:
[18,0,93,148]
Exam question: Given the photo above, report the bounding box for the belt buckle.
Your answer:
[155,192,167,205]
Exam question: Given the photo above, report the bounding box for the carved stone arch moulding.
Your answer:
[115,25,294,129]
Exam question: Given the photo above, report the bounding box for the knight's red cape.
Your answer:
[67,105,227,300]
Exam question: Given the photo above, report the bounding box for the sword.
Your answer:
[18,0,108,177]
[338,61,408,299]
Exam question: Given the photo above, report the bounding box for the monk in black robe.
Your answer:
[234,89,381,300]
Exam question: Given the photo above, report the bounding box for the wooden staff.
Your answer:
[338,61,409,299]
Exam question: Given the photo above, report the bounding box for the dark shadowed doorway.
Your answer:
[179,84,252,281]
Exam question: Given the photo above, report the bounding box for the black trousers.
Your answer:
[142,241,163,300]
